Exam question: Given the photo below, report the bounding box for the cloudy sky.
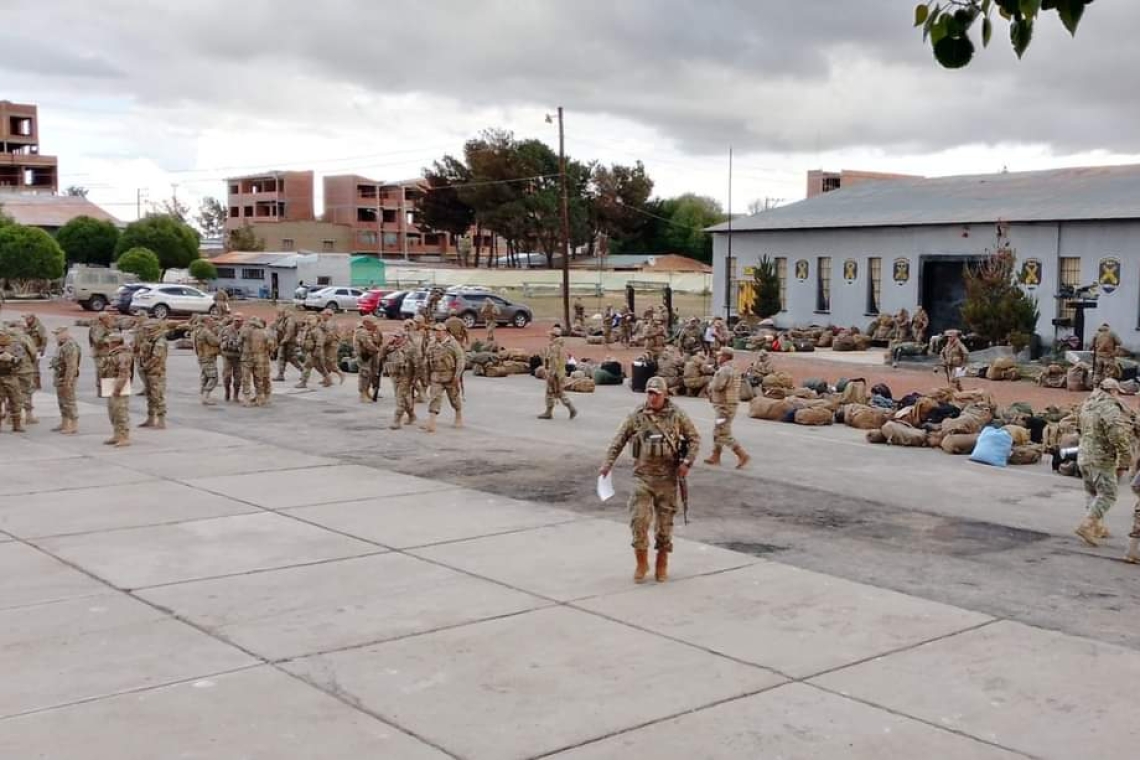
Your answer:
[4,0,1138,222]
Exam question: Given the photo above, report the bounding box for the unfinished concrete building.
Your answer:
[0,101,59,193]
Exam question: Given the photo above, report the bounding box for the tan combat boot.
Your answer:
[568,401,578,420]
[421,415,437,434]
[654,551,669,582]
[389,411,402,431]
[24,412,38,425]
[294,380,307,389]
[1095,518,1111,539]
[732,444,751,470]
[63,419,78,435]
[1125,538,1140,564]
[703,446,722,466]
[139,414,155,428]
[114,435,131,448]
[453,410,463,429]
[51,421,65,432]
[154,416,166,430]
[359,390,371,404]
[1075,516,1100,547]
[103,436,117,445]
[537,408,553,420]
[633,549,650,584]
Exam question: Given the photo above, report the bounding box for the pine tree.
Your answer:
[961,247,1038,350]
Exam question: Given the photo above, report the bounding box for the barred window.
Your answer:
[1059,256,1081,321]
[776,257,787,311]
[867,257,881,314]
[816,256,831,312]
[241,268,264,280]
[215,267,235,279]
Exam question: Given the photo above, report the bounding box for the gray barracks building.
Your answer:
[709,165,1140,350]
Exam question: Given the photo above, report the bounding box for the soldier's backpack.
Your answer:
[794,407,833,426]
[749,396,797,421]
[1008,445,1043,465]
[881,421,927,447]
[941,433,979,455]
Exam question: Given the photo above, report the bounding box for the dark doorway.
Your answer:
[270,272,279,303]
[921,257,980,337]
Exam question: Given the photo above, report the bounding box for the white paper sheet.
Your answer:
[597,472,615,502]
[100,378,132,398]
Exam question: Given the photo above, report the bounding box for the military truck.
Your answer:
[63,265,139,312]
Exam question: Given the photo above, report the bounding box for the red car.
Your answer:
[357,289,392,316]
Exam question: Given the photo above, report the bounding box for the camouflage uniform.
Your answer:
[131,317,153,398]
[1092,324,1122,386]
[321,312,344,385]
[102,338,133,446]
[706,349,749,468]
[444,313,469,349]
[573,298,585,324]
[912,307,930,344]
[940,333,969,390]
[12,329,38,424]
[677,319,703,356]
[384,335,417,429]
[0,333,26,431]
[139,322,168,427]
[51,328,81,433]
[297,316,330,388]
[274,309,303,380]
[602,306,614,346]
[538,330,576,420]
[479,299,498,344]
[87,314,115,393]
[220,317,245,401]
[602,376,700,582]
[244,318,273,406]
[423,325,464,432]
[1074,387,1133,545]
[23,314,47,390]
[644,319,666,363]
[682,354,713,397]
[353,318,382,403]
[193,318,221,404]
[213,288,231,316]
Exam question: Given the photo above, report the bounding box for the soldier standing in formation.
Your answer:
[213,287,231,316]
[479,299,498,344]
[243,317,273,406]
[1092,323,1122,386]
[353,316,382,403]
[296,314,326,389]
[138,320,168,429]
[50,325,80,434]
[1074,379,1134,554]
[11,324,38,424]
[101,332,133,447]
[193,315,221,405]
[413,315,430,402]
[220,313,245,401]
[444,308,469,349]
[537,326,577,420]
[677,317,703,357]
[0,331,26,432]
[273,307,304,381]
[703,347,750,469]
[23,312,47,391]
[87,312,114,394]
[320,310,345,386]
[600,376,700,584]
[384,331,418,430]
[422,323,464,433]
[939,329,969,390]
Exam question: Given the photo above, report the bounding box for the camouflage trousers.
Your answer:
[241,360,255,402]
[485,323,496,343]
[629,474,678,553]
[91,355,105,393]
[713,406,737,448]
[1092,356,1121,386]
[324,345,340,375]
[428,379,461,415]
[0,376,22,427]
[252,358,271,404]
[32,358,41,391]
[392,375,415,421]
[17,373,34,413]
[684,377,710,397]
[144,372,166,418]
[55,381,78,422]
[277,342,303,377]
[222,355,243,396]
[300,351,328,385]
[544,376,572,413]
[358,355,378,397]
[198,357,218,394]
[107,394,129,438]
[1083,466,1119,520]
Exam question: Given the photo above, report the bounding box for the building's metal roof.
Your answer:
[210,251,342,268]
[709,164,1140,233]
[0,192,121,228]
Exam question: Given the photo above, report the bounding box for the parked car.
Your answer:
[399,289,431,318]
[130,284,218,319]
[435,289,533,328]
[377,290,409,319]
[115,283,159,315]
[356,288,393,316]
[303,286,365,312]
[63,265,139,312]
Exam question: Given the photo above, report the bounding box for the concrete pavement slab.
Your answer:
[285,605,783,760]
[36,512,379,589]
[577,562,993,678]
[0,480,259,539]
[54,426,251,454]
[284,487,582,548]
[139,552,548,661]
[0,594,254,718]
[184,464,450,509]
[117,445,338,480]
[812,620,1140,760]
[0,437,84,462]
[0,666,451,760]
[552,682,1023,760]
[0,543,107,611]
[410,518,758,601]
[0,458,156,497]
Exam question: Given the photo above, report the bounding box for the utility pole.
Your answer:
[725,146,733,318]
[557,106,571,332]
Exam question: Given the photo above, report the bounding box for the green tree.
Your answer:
[658,194,727,264]
[589,162,654,256]
[195,197,228,237]
[915,0,1095,69]
[55,215,120,266]
[188,257,218,282]
[116,247,162,283]
[227,222,265,252]
[116,214,199,270]
[0,224,66,291]
[160,194,191,224]
[65,185,89,198]
[753,255,782,318]
[962,247,1039,348]
[421,156,475,264]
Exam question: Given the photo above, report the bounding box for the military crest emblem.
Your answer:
[1019,258,1041,288]
[843,259,858,283]
[892,258,910,285]
[795,259,809,281]
[1099,257,1121,295]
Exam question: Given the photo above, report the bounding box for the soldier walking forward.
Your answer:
[193,316,221,405]
[50,325,81,434]
[1073,379,1134,558]
[353,316,382,403]
[703,347,750,468]
[939,329,969,390]
[480,299,498,345]
[537,326,576,420]
[600,376,700,584]
[421,323,464,433]
[384,332,418,430]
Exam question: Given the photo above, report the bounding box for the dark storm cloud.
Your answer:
[4,0,1139,155]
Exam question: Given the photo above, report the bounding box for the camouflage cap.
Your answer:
[645,376,667,394]
[718,346,734,359]
[52,325,69,334]
[362,315,377,326]
[432,323,446,332]
[1101,378,1121,392]
[549,326,562,337]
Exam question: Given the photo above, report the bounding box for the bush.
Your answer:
[0,224,66,289]
[115,214,198,269]
[962,249,1039,347]
[116,246,162,283]
[752,255,782,318]
[188,258,218,281]
[55,216,120,266]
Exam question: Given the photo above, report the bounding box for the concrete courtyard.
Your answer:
[1,312,1138,759]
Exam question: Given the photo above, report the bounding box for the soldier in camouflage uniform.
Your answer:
[244,317,273,406]
[353,316,382,403]
[422,323,464,433]
[939,329,969,390]
[138,320,168,429]
[23,313,47,391]
[50,325,81,434]
[676,317,703,357]
[10,325,38,425]
[479,299,498,345]
[220,314,245,401]
[600,376,700,583]
[682,353,714,397]
[296,314,330,389]
[703,347,750,469]
[643,317,666,364]
[912,306,930,344]
[273,307,304,381]
[0,331,26,432]
[101,332,133,446]
[213,287,231,316]
[537,326,577,420]
[131,315,153,398]
[444,308,469,349]
[87,312,115,393]
[412,314,430,402]
[384,332,418,430]
[320,309,345,386]
[1074,379,1134,549]
[193,315,221,405]
[1091,323,1123,387]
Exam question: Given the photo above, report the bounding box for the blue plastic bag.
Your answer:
[969,426,1014,468]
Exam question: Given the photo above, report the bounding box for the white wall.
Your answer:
[384,266,711,293]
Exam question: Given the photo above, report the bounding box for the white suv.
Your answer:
[303,286,365,312]
[131,285,218,319]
